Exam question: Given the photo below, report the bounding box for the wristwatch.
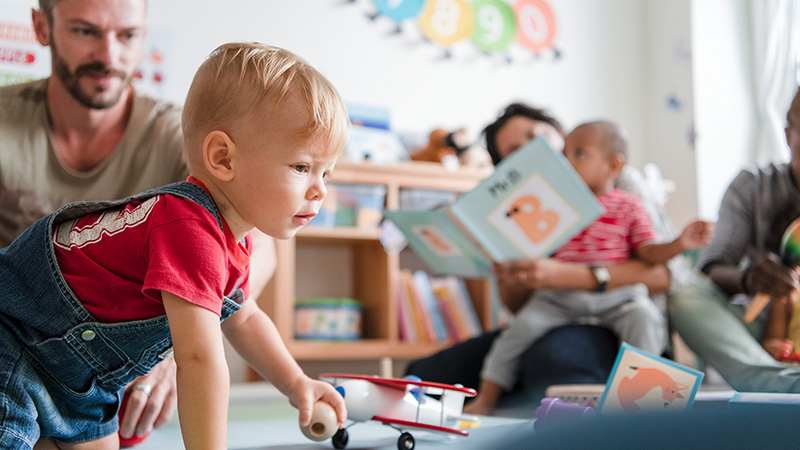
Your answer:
[590,265,610,292]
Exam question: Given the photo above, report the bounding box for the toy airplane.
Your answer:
[319,372,479,450]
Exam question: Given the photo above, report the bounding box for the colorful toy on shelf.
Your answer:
[319,373,479,450]
[410,128,492,169]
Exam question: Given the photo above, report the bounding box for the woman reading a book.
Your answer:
[406,102,689,410]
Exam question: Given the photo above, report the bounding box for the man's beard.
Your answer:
[51,42,132,110]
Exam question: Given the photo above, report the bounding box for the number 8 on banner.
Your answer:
[418,0,474,47]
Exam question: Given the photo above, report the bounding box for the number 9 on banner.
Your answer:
[471,0,516,53]
[418,0,474,47]
[513,0,557,53]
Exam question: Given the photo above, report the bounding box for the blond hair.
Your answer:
[181,42,349,165]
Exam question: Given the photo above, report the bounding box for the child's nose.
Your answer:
[307,178,327,201]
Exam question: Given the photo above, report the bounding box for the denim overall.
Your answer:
[0,182,244,448]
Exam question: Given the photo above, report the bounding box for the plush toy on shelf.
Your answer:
[410,128,492,169]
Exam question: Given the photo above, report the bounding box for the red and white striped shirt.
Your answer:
[552,189,655,265]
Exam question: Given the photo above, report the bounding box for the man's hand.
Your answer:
[119,357,178,440]
[744,253,800,299]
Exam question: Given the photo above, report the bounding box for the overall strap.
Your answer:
[50,181,224,233]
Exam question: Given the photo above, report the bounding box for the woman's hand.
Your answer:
[495,258,581,291]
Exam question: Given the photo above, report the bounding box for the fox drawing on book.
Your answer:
[617,367,688,412]
[506,195,559,243]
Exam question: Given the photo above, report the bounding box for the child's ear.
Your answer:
[610,153,625,175]
[202,130,236,181]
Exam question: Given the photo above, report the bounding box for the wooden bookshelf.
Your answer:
[249,161,493,379]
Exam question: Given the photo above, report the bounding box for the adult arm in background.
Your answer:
[119,232,277,439]
[697,168,798,299]
[496,258,670,313]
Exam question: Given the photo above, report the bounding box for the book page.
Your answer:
[451,136,603,262]
[384,208,492,277]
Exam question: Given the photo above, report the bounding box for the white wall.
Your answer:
[642,0,698,229]
[691,0,756,221]
[142,0,647,148]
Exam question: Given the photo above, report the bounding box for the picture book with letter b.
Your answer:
[384,136,604,278]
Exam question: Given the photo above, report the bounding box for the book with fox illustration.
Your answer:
[383,136,603,278]
[597,342,704,414]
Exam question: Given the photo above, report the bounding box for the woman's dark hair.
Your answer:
[482,102,566,165]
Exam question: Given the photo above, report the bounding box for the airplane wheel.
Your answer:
[332,428,349,449]
[397,432,415,450]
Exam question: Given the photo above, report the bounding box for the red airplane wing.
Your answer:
[320,373,477,396]
[371,415,470,436]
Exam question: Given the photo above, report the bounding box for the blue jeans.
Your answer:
[0,182,244,448]
[668,274,800,392]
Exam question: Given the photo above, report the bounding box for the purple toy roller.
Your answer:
[534,397,596,431]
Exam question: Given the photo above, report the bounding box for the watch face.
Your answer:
[593,266,610,283]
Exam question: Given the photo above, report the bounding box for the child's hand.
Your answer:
[287,375,347,429]
[679,220,714,250]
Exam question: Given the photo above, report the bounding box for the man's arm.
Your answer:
[707,254,800,299]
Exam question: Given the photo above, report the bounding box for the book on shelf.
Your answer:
[399,269,433,343]
[395,270,418,343]
[383,136,603,278]
[430,276,482,342]
[412,270,450,343]
[396,269,482,344]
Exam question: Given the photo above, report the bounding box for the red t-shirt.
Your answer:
[552,188,656,265]
[53,180,250,323]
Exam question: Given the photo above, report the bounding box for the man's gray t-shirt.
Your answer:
[0,79,187,247]
[697,162,800,273]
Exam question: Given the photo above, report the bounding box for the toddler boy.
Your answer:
[0,42,348,449]
[465,121,713,415]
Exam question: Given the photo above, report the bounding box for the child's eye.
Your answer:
[292,164,310,174]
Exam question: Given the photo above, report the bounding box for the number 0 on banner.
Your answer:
[513,0,557,53]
